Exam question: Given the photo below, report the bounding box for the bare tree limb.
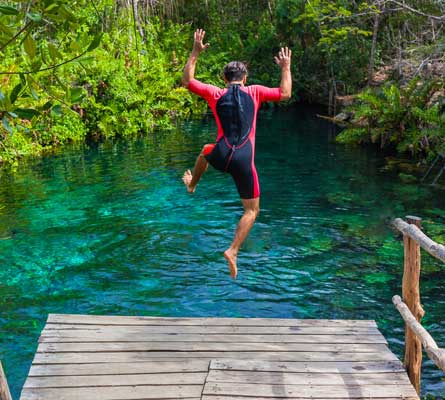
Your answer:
[393,295,445,371]
[0,50,90,75]
[368,3,384,85]
[393,218,445,263]
[387,0,445,21]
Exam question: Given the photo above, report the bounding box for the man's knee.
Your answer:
[252,204,260,217]
[244,202,260,219]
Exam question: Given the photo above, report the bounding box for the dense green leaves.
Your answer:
[26,12,42,22]
[23,34,36,59]
[10,83,23,104]
[69,88,84,103]
[0,3,207,165]
[2,116,12,133]
[50,105,62,117]
[14,108,40,119]
[47,43,62,61]
[87,33,103,52]
[0,5,19,15]
[337,78,445,158]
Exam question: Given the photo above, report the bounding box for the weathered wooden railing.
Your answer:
[0,360,12,400]
[392,216,445,394]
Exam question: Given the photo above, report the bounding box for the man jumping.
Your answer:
[182,29,292,279]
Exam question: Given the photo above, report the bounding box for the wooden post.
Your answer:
[402,215,425,394]
[0,361,12,400]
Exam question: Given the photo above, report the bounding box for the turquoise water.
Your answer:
[0,107,444,399]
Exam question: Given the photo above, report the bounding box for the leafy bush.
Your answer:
[0,2,226,165]
[337,78,445,158]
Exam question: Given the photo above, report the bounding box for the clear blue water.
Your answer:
[0,107,444,399]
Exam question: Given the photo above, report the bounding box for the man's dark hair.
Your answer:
[223,61,248,82]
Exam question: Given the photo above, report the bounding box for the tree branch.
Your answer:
[89,0,102,22]
[387,0,445,21]
[0,50,89,75]
[0,22,33,53]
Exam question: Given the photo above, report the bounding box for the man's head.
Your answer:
[223,61,248,83]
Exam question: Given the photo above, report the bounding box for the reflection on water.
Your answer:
[0,106,444,398]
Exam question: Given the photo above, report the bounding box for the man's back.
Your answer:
[187,78,281,144]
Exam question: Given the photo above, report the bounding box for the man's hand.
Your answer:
[192,29,210,54]
[274,47,292,69]
[275,47,292,100]
[182,29,209,87]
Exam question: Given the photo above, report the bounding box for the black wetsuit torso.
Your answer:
[188,78,282,199]
[205,85,257,198]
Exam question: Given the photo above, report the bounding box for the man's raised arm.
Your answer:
[182,29,209,87]
[274,47,292,101]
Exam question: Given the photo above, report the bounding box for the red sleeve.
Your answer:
[187,78,220,102]
[253,85,282,103]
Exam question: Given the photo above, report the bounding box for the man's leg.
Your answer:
[224,197,260,279]
[182,144,213,193]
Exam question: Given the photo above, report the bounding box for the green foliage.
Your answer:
[337,78,445,158]
[274,0,374,98]
[0,3,221,165]
[0,0,106,163]
[1,0,444,165]
[76,23,203,138]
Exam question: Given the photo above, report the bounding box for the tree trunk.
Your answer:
[402,215,425,394]
[367,7,382,85]
[132,0,145,40]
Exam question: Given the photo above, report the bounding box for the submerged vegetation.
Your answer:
[0,0,444,165]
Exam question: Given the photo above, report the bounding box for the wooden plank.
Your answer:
[0,361,12,400]
[202,382,419,398]
[39,332,387,344]
[36,342,390,353]
[202,397,418,400]
[210,360,405,374]
[28,360,210,377]
[24,372,207,388]
[40,325,385,336]
[206,370,412,385]
[42,324,381,335]
[32,351,399,364]
[46,314,377,327]
[20,385,202,400]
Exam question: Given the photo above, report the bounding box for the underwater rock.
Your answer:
[384,157,406,169]
[398,162,421,174]
[383,157,426,176]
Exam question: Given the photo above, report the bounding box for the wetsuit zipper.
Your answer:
[225,144,236,172]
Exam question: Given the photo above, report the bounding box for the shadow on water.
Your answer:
[0,105,444,398]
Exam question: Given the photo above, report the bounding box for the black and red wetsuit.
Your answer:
[188,79,281,199]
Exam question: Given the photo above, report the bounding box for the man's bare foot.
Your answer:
[182,169,195,193]
[224,249,238,279]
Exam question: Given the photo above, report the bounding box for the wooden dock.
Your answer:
[20,314,419,399]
